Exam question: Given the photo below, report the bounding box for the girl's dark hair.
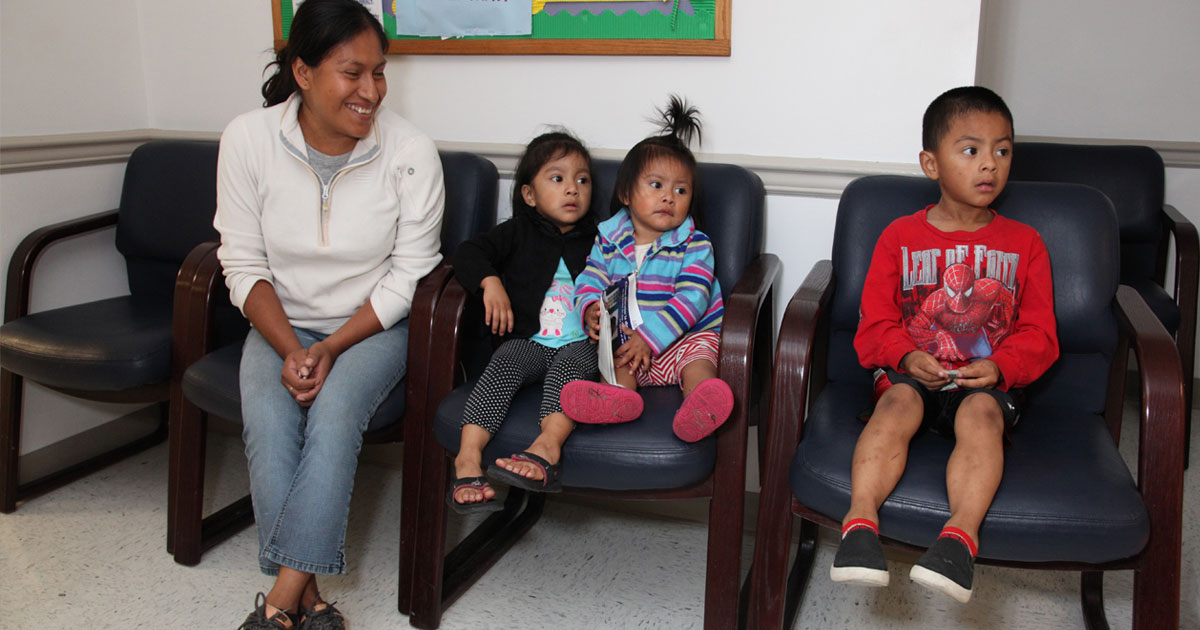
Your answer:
[611,95,702,214]
[922,86,1014,150]
[261,0,388,107]
[512,130,593,217]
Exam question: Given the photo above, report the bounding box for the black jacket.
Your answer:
[453,203,598,341]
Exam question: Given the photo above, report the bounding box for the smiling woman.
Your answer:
[213,1,446,629]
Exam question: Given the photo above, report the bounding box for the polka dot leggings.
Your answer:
[460,338,599,434]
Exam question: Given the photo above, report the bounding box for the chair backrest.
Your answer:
[825,176,1120,414]
[116,140,222,304]
[586,158,766,299]
[439,151,499,254]
[1009,142,1164,284]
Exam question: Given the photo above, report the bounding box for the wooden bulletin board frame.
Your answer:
[272,1,730,56]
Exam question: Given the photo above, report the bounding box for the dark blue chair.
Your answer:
[749,176,1185,630]
[403,159,781,629]
[1009,142,1197,464]
[0,140,221,513]
[166,151,499,571]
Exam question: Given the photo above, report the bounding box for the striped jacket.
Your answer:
[575,209,723,356]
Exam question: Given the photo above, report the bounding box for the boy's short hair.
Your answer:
[922,86,1014,150]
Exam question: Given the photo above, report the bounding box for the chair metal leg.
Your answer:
[0,368,22,513]
[408,452,543,630]
[783,519,820,629]
[704,490,746,630]
[737,562,753,630]
[441,489,543,604]
[171,402,208,566]
[3,392,167,511]
[1081,571,1109,630]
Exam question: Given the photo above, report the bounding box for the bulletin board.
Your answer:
[273,1,730,56]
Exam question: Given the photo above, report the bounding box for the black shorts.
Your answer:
[864,368,1021,438]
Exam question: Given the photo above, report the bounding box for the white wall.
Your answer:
[0,1,149,135]
[137,0,275,131]
[977,0,1200,143]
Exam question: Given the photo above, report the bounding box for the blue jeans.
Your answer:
[240,321,408,575]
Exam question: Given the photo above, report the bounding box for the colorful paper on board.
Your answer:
[532,0,668,14]
[393,0,535,37]
[293,0,384,25]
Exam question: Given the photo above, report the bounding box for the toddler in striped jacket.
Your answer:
[560,96,734,442]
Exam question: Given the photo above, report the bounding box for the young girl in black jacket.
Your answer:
[448,131,598,511]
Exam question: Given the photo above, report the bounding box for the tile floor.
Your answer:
[1,398,1197,630]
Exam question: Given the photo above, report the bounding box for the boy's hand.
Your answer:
[614,325,652,375]
[900,350,952,389]
[953,359,1001,389]
[584,302,602,340]
[480,276,513,335]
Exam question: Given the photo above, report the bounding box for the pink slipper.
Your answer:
[673,378,734,442]
[561,381,643,424]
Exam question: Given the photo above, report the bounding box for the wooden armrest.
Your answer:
[770,260,833,449]
[1161,204,1197,293]
[749,259,833,626]
[422,270,469,421]
[404,261,454,426]
[706,253,782,511]
[5,209,119,322]
[1161,205,1197,366]
[719,254,782,378]
[1113,284,1184,566]
[170,241,223,383]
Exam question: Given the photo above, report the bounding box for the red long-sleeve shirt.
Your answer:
[853,207,1059,391]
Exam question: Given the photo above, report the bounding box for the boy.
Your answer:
[830,87,1059,603]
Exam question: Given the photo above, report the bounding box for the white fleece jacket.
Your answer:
[214,94,445,334]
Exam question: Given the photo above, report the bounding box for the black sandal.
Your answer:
[446,476,504,514]
[487,451,563,492]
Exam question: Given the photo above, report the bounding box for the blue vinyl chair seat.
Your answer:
[180,341,405,433]
[792,381,1148,564]
[434,381,714,490]
[0,295,171,391]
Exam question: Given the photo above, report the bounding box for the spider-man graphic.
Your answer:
[907,263,1015,364]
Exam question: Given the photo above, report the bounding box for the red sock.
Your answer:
[842,518,879,539]
[939,526,978,557]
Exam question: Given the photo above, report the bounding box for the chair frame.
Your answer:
[165,241,454,566]
[1155,203,1197,464]
[402,253,781,629]
[749,260,1185,630]
[2,210,169,513]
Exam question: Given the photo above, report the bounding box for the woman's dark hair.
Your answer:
[261,0,388,107]
[922,86,1014,150]
[512,130,593,217]
[611,95,702,215]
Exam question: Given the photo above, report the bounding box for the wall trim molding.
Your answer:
[4,129,1197,196]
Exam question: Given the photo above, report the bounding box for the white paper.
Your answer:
[597,301,618,385]
[394,0,534,37]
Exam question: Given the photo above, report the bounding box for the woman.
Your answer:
[214,1,444,628]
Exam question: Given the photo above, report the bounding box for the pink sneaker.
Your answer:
[673,378,734,442]
[561,381,643,424]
